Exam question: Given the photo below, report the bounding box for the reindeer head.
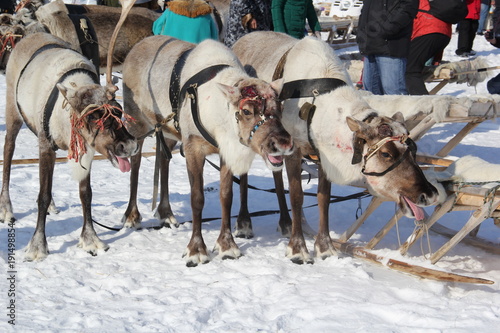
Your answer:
[218,78,294,171]
[0,24,24,73]
[57,83,139,174]
[347,112,438,220]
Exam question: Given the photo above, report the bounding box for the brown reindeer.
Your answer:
[0,0,161,73]
[232,32,439,264]
[121,35,293,266]
[0,32,139,261]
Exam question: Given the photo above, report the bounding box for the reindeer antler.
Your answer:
[105,0,136,92]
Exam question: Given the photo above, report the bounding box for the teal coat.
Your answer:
[271,0,321,39]
[152,9,219,44]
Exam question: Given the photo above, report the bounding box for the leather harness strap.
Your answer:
[181,64,230,148]
[43,67,99,151]
[16,43,97,151]
[279,78,347,100]
[272,48,292,81]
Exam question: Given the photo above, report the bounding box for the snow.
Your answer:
[1,30,500,332]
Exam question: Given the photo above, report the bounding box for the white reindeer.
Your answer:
[232,31,439,264]
[121,36,294,266]
[0,33,139,261]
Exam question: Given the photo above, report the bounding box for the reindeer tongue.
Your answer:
[117,157,131,173]
[404,196,425,221]
[268,155,283,165]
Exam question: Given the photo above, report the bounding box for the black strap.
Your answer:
[178,64,230,104]
[16,43,80,142]
[68,14,100,75]
[187,86,219,148]
[42,68,99,151]
[169,48,194,116]
[179,64,230,147]
[279,78,347,100]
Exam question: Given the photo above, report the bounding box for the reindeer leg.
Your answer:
[122,138,144,228]
[285,150,313,264]
[156,138,179,228]
[214,159,241,259]
[274,170,292,237]
[183,143,209,267]
[0,104,23,224]
[25,138,56,261]
[77,173,109,255]
[314,166,337,259]
[235,173,253,239]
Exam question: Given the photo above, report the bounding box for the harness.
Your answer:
[361,135,417,177]
[0,33,19,68]
[16,43,98,151]
[273,47,416,177]
[272,48,347,160]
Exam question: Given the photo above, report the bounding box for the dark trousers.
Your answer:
[487,73,500,94]
[405,33,451,95]
[456,19,479,55]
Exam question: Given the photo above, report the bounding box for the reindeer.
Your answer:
[232,31,439,264]
[0,32,139,261]
[121,35,293,266]
[0,0,161,73]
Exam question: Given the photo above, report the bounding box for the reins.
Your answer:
[360,135,417,177]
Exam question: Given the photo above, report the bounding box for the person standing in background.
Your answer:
[455,0,481,57]
[224,0,272,48]
[0,0,15,13]
[477,0,493,35]
[485,4,500,93]
[405,0,452,95]
[271,0,322,39]
[152,0,219,44]
[356,0,419,95]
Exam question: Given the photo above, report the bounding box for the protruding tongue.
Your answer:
[268,155,283,165]
[404,196,425,221]
[117,157,131,173]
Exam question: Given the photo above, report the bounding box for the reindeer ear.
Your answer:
[270,78,284,95]
[392,111,405,123]
[346,116,362,132]
[217,83,241,104]
[56,83,69,98]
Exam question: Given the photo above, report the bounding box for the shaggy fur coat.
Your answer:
[152,0,218,43]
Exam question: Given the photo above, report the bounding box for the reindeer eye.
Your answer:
[380,152,391,158]
[241,108,252,116]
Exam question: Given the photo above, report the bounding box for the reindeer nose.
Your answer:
[116,140,138,157]
[270,136,294,154]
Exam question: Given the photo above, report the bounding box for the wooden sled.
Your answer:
[424,58,498,95]
[321,95,500,283]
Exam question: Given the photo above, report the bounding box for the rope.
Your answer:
[92,159,370,231]
[413,219,432,259]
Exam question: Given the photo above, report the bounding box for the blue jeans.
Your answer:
[477,4,490,33]
[363,55,408,95]
[487,73,500,94]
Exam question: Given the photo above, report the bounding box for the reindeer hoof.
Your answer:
[0,212,16,224]
[183,249,210,267]
[77,235,109,256]
[24,246,49,262]
[122,215,142,229]
[290,257,314,265]
[286,246,313,265]
[234,229,253,239]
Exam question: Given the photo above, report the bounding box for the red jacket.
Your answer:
[465,0,481,20]
[411,0,451,40]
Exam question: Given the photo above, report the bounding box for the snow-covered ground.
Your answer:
[1,28,500,332]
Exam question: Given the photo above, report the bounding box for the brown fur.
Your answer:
[168,0,212,18]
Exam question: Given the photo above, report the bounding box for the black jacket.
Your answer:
[356,0,419,57]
